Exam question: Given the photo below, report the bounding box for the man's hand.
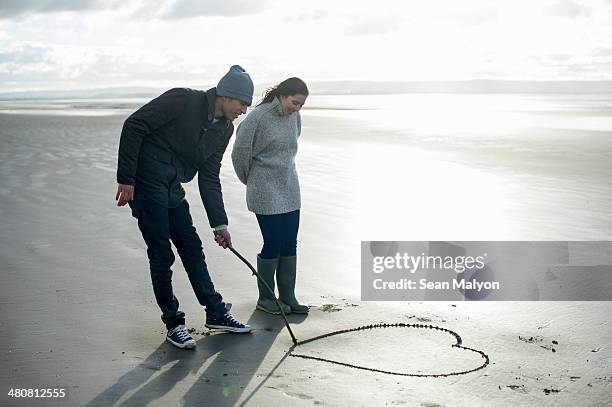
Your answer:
[116,183,134,206]
[213,229,233,249]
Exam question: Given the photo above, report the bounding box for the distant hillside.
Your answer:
[1,80,611,100]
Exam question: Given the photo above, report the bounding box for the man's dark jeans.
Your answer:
[130,197,225,329]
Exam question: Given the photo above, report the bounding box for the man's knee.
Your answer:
[147,246,175,270]
[180,251,207,269]
[175,233,205,263]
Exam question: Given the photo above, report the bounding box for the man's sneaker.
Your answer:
[166,325,196,349]
[205,313,252,333]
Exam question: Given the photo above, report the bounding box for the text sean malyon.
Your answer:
[372,278,500,292]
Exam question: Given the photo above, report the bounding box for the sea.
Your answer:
[1,93,610,249]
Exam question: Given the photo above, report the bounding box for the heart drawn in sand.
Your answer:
[289,323,489,378]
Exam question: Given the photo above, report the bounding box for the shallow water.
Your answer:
[1,94,610,292]
[299,94,612,241]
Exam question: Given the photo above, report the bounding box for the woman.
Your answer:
[231,77,309,315]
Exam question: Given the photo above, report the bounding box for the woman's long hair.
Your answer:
[257,77,309,106]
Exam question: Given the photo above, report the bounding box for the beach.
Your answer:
[1,94,611,406]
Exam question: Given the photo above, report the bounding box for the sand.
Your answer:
[1,112,611,406]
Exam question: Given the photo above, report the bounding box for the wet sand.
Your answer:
[1,112,611,406]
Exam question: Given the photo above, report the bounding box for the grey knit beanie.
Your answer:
[217,65,254,106]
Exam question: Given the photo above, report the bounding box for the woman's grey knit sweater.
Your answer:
[231,96,301,215]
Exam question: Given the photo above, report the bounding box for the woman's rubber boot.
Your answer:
[256,255,291,315]
[277,255,309,314]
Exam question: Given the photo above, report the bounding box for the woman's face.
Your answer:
[279,94,307,116]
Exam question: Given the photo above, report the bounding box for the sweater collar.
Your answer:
[270,96,284,117]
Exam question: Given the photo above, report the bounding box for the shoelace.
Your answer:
[223,313,243,327]
[171,325,191,341]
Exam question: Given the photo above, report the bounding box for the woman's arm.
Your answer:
[297,112,301,138]
[231,115,259,185]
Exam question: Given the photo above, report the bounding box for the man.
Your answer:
[116,65,253,349]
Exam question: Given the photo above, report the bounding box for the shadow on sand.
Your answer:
[85,311,307,406]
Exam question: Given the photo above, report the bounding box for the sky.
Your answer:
[1,0,611,92]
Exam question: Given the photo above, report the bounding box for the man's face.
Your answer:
[222,97,248,121]
[279,94,307,116]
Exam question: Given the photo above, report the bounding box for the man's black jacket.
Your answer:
[117,87,233,228]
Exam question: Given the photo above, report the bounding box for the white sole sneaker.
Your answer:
[204,323,252,333]
[166,336,196,349]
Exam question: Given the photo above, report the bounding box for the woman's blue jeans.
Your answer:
[255,210,300,259]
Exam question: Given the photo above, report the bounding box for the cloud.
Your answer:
[526,51,612,80]
[0,0,112,19]
[542,53,574,62]
[544,0,592,18]
[0,0,270,20]
[0,44,51,64]
[557,60,612,78]
[0,44,57,86]
[161,0,271,19]
[283,10,328,23]
[590,47,612,57]
[0,42,234,89]
[345,15,401,36]
[451,7,499,26]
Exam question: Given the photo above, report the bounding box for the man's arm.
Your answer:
[198,141,230,229]
[199,139,235,249]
